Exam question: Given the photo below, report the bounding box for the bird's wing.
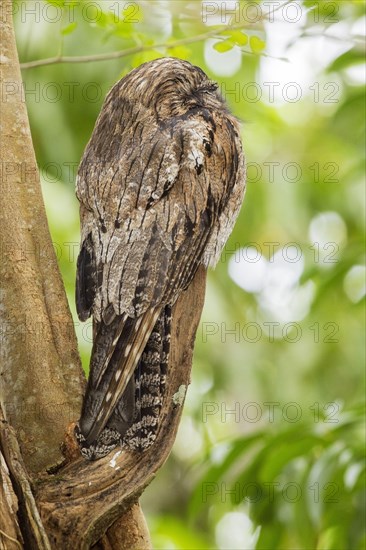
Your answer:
[75,102,243,444]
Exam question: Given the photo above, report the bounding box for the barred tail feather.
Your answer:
[123,305,172,451]
[82,307,161,445]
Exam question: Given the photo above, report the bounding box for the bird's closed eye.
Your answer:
[197,82,219,94]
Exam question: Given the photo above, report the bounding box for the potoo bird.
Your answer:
[75,57,246,459]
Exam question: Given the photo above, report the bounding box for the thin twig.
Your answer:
[19,23,255,70]
[19,0,297,70]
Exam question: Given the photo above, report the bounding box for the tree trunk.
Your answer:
[0,0,84,476]
[0,2,207,547]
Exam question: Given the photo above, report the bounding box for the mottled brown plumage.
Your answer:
[75,57,245,459]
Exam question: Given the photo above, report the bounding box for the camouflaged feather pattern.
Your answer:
[75,57,245,459]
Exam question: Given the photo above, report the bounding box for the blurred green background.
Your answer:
[15,1,365,548]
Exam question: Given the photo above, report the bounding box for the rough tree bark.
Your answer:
[0,1,206,548]
[0,0,84,476]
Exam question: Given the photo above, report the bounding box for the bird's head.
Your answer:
[116,57,225,118]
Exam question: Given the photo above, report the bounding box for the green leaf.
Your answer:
[258,434,322,482]
[223,29,248,46]
[327,49,366,72]
[61,22,77,35]
[213,40,234,53]
[45,0,65,6]
[250,35,265,54]
[123,2,142,23]
[317,526,346,550]
[188,433,265,519]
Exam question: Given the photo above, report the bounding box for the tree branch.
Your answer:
[91,505,151,550]
[36,266,207,549]
[19,23,256,70]
[0,407,51,550]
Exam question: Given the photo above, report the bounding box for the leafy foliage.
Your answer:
[189,405,365,549]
